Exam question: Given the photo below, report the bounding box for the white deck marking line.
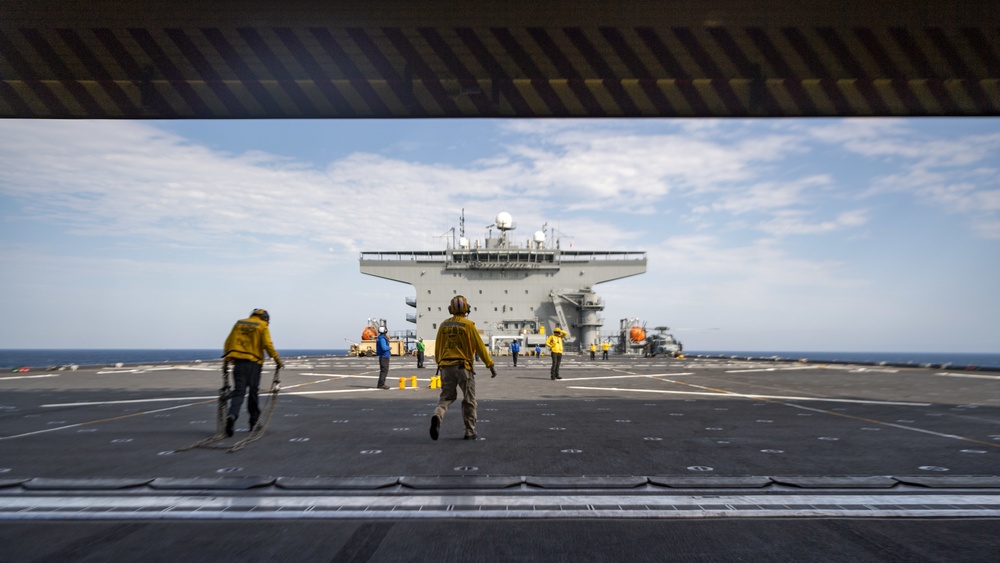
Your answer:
[779,402,1000,448]
[561,373,694,381]
[652,376,1000,449]
[0,402,203,441]
[301,373,377,379]
[937,372,1000,380]
[43,396,217,407]
[94,366,220,374]
[0,374,61,381]
[39,375,361,407]
[280,378,339,389]
[284,389,384,396]
[568,386,931,406]
[725,366,832,373]
[656,376,902,405]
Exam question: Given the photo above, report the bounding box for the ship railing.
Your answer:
[361,250,645,262]
[359,251,448,261]
[448,249,559,264]
[446,249,646,266]
[558,251,647,262]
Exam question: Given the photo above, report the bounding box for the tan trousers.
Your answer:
[433,364,477,436]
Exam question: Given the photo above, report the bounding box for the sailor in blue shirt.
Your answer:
[376,326,391,389]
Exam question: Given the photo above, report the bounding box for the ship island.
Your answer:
[358,211,674,355]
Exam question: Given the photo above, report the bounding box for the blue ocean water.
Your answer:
[2,348,998,370]
[0,349,348,370]
[689,351,1000,370]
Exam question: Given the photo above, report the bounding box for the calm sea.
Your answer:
[2,348,999,370]
[0,349,348,370]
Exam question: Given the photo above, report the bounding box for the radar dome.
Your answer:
[496,211,513,230]
[533,230,546,243]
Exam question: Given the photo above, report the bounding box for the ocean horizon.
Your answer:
[2,348,999,371]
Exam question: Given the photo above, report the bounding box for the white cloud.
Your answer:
[756,208,870,236]
[498,123,808,208]
[1,118,997,349]
[806,119,1000,239]
[691,175,833,216]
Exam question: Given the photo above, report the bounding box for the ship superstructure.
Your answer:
[359,212,646,352]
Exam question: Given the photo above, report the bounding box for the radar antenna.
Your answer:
[494,211,515,246]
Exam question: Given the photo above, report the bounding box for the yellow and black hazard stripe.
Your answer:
[1,25,998,118]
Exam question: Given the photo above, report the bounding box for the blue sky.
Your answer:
[1,118,998,352]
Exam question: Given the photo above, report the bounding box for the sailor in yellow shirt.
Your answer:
[430,295,497,441]
[223,308,283,436]
[602,340,611,360]
[589,342,597,360]
[546,328,568,380]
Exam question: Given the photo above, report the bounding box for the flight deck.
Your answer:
[2,355,999,561]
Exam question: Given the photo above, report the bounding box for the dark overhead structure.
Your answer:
[1,0,998,119]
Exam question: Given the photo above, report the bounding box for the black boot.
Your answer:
[430,415,440,440]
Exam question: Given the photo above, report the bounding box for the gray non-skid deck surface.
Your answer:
[2,356,999,561]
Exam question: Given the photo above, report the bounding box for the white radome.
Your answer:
[534,230,546,243]
[496,211,513,229]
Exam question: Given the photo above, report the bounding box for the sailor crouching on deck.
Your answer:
[223,309,284,436]
[430,295,497,441]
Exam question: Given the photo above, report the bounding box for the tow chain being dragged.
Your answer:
[175,361,281,453]
[229,365,280,452]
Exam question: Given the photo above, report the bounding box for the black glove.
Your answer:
[489,366,497,378]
